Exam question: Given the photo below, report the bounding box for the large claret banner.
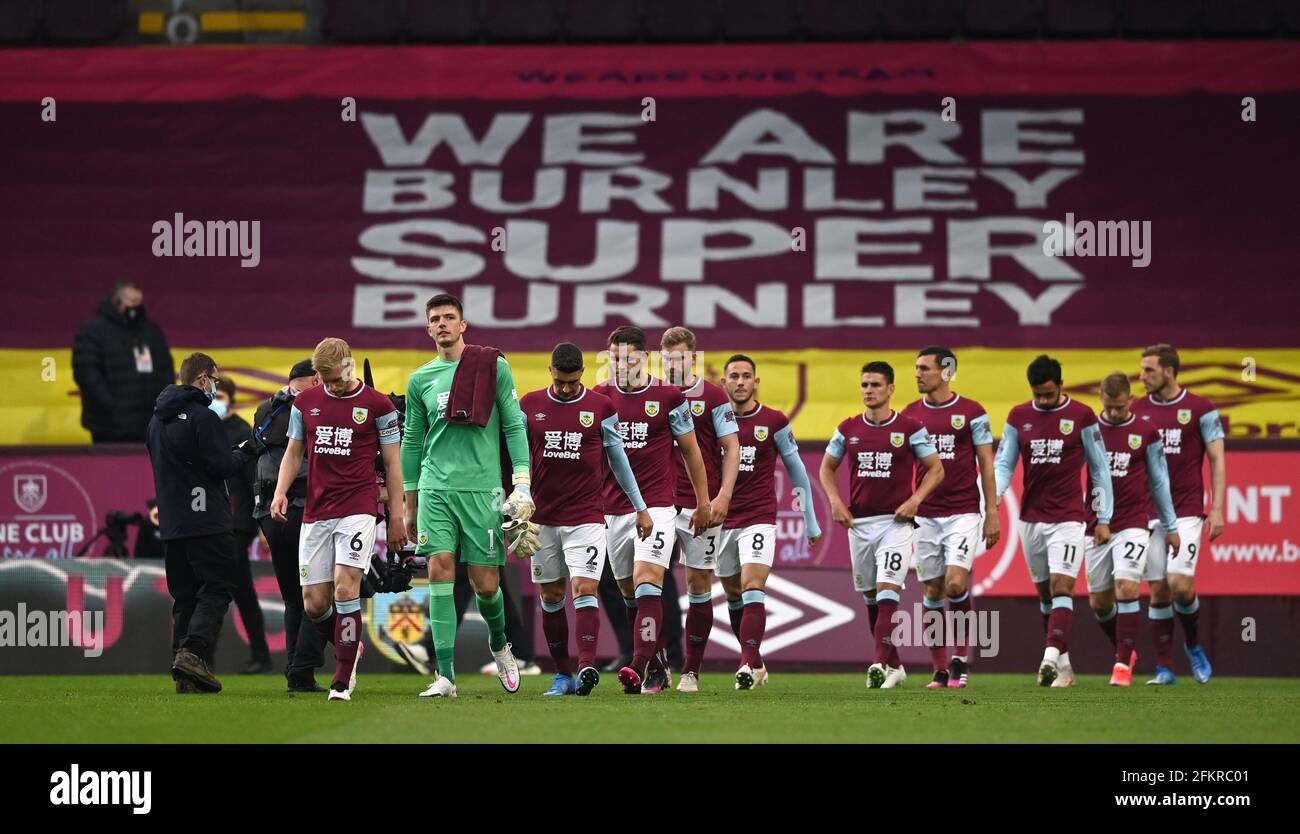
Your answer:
[2,43,1300,445]
[1,42,1298,355]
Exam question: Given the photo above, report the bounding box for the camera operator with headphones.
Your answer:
[249,359,329,692]
[146,352,255,694]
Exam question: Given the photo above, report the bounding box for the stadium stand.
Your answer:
[800,0,879,40]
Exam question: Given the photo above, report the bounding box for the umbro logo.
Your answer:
[534,412,547,421]
[311,408,321,416]
[687,576,853,655]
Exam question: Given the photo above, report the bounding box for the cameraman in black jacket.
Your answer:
[146,352,252,693]
[250,359,328,692]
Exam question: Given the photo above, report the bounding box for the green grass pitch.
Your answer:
[2,673,1298,743]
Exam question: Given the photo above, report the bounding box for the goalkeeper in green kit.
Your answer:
[401,293,537,699]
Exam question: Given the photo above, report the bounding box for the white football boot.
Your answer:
[418,675,458,699]
[491,642,522,693]
[881,665,907,689]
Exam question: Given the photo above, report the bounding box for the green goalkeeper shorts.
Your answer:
[415,490,505,567]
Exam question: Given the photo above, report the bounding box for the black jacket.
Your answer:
[222,413,258,536]
[146,385,244,541]
[73,298,174,440]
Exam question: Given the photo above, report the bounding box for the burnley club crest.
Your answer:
[14,474,47,514]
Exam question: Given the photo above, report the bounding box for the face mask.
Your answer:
[209,400,228,419]
[205,380,217,402]
[124,306,140,323]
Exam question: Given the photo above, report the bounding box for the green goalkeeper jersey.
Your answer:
[400,354,530,493]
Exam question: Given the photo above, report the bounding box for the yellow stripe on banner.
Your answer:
[137,12,165,35]
[200,12,307,33]
[4,348,1300,446]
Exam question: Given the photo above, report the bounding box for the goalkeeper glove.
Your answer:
[501,473,534,523]
[502,519,541,559]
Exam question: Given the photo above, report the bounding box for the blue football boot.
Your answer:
[1146,665,1178,685]
[543,673,577,696]
[1185,645,1213,684]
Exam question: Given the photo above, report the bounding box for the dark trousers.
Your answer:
[599,561,634,657]
[497,561,534,662]
[661,565,684,669]
[260,507,326,678]
[228,529,270,662]
[165,533,236,665]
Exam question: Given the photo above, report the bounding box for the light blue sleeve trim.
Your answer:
[668,402,694,437]
[909,427,936,458]
[1200,409,1225,444]
[600,413,623,447]
[1145,441,1178,529]
[702,400,733,439]
[711,402,738,437]
[603,417,647,512]
[775,426,820,539]
[994,424,1019,496]
[288,405,304,441]
[826,429,846,460]
[773,424,798,456]
[1082,424,1114,524]
[970,413,993,446]
[376,409,401,445]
